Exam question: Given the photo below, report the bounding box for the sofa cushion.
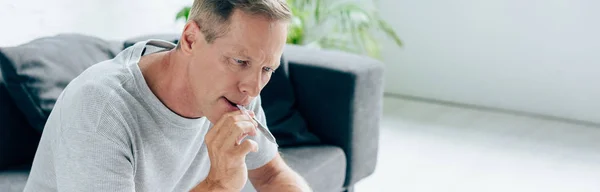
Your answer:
[0,165,30,192]
[279,146,346,192]
[241,146,346,192]
[0,34,123,132]
[260,55,320,146]
[123,33,180,49]
[123,34,321,147]
[0,69,40,170]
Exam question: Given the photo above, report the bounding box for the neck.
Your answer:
[139,49,202,119]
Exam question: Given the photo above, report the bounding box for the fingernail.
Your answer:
[237,133,248,145]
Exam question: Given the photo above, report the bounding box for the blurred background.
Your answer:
[2,0,600,191]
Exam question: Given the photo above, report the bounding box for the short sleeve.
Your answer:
[55,127,135,191]
[245,95,279,170]
[53,84,135,192]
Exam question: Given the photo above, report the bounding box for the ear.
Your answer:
[180,21,205,54]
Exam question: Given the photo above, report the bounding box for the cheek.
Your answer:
[187,59,215,97]
[188,59,239,98]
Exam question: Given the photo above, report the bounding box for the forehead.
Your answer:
[216,10,288,63]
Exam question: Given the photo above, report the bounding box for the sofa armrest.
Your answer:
[283,45,384,187]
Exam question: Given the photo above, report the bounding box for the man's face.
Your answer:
[184,10,287,123]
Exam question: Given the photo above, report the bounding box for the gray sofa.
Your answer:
[0,34,383,192]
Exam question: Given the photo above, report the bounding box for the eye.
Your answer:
[263,67,275,74]
[232,58,248,66]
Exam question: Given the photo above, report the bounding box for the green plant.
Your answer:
[176,0,401,59]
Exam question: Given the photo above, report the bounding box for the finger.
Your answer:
[212,112,251,139]
[230,113,257,133]
[221,110,248,123]
[227,121,257,146]
[236,139,259,156]
[236,133,249,145]
[210,110,246,141]
[218,110,246,124]
[231,113,253,122]
[235,121,257,137]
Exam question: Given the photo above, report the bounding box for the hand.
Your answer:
[201,110,259,191]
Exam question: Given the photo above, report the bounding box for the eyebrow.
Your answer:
[232,48,280,69]
[234,48,251,60]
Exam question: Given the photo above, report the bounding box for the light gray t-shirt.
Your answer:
[24,40,278,192]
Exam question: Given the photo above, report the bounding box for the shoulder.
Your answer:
[55,61,135,134]
[61,56,135,110]
[51,77,135,151]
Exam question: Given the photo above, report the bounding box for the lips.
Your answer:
[221,97,239,112]
[223,96,250,110]
[225,97,237,107]
[223,96,250,107]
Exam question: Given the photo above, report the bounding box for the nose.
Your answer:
[239,71,262,97]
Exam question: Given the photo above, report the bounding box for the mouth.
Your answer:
[222,96,251,111]
[222,96,240,111]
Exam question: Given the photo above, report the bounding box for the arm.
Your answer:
[249,153,311,192]
[190,179,228,192]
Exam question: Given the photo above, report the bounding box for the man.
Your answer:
[24,0,311,191]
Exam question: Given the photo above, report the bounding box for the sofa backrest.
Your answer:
[0,66,41,170]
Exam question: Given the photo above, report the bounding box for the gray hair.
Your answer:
[187,0,291,44]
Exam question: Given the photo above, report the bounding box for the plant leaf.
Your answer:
[287,16,304,44]
[284,0,402,59]
[315,0,321,23]
[377,18,403,46]
[176,6,191,21]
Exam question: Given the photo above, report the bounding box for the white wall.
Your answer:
[2,0,599,123]
[376,0,600,123]
[0,0,190,46]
